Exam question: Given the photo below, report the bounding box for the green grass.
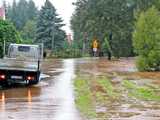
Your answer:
[74,76,120,119]
[97,77,117,98]
[74,75,160,119]
[74,76,97,118]
[123,80,160,101]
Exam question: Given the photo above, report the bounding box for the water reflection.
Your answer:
[27,89,32,106]
[0,86,41,112]
[0,59,83,120]
[0,92,5,111]
[52,59,82,120]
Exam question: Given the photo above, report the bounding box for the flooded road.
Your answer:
[75,58,160,120]
[0,59,83,120]
[0,58,159,120]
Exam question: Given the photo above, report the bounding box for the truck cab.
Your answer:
[0,44,43,86]
[8,44,42,60]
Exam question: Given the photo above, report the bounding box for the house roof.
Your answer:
[0,7,5,20]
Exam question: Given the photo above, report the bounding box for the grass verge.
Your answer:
[74,76,119,119]
[97,77,118,98]
[123,80,160,101]
[74,76,160,119]
[74,76,97,118]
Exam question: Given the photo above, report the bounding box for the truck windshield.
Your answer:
[18,46,30,52]
[8,45,39,60]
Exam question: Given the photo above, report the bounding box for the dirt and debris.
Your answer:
[0,58,159,120]
[75,58,160,120]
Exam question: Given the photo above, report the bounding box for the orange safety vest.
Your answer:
[93,40,98,48]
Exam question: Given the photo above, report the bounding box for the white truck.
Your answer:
[0,44,43,86]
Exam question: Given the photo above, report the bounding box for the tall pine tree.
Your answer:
[6,0,38,30]
[35,0,65,50]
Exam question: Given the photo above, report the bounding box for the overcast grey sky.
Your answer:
[0,0,75,34]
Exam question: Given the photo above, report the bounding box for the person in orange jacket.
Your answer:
[92,38,99,57]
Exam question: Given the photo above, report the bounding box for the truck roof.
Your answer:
[10,44,39,47]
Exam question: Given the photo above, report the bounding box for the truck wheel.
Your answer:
[1,82,9,88]
[28,79,39,85]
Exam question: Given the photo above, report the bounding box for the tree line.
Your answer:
[0,0,66,54]
[71,0,157,57]
[71,0,160,71]
[1,0,160,71]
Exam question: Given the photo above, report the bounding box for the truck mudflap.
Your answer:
[0,69,40,86]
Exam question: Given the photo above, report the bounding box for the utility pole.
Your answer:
[3,40,6,58]
[83,32,87,54]
[51,32,55,52]
[107,0,114,60]
[51,26,55,53]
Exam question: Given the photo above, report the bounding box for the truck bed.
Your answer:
[0,58,39,72]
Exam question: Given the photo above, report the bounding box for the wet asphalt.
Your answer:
[0,59,83,120]
[0,58,160,120]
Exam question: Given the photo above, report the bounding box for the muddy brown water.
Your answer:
[0,59,83,120]
[75,58,160,120]
[0,58,159,120]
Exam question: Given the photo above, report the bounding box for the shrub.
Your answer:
[0,20,21,57]
[133,7,160,71]
[55,49,82,58]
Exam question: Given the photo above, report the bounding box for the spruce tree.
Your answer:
[27,0,38,20]
[35,0,65,50]
[6,0,38,31]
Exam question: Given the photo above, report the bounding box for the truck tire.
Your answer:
[28,80,39,85]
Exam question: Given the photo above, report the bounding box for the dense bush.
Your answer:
[0,20,21,57]
[133,7,160,71]
[55,49,82,58]
[52,40,83,58]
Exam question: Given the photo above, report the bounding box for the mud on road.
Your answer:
[75,58,160,120]
[0,59,83,120]
[0,58,159,120]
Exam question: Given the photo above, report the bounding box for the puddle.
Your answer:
[0,58,159,120]
[0,59,83,120]
[40,73,50,79]
[51,59,82,120]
